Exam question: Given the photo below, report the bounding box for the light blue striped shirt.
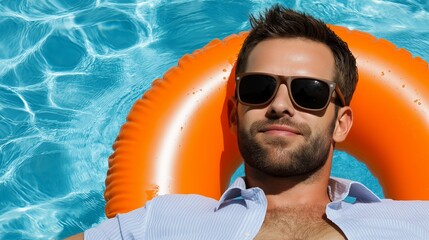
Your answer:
[85,177,429,239]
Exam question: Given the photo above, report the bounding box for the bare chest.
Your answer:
[253,207,346,240]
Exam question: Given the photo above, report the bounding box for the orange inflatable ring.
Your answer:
[104,25,429,218]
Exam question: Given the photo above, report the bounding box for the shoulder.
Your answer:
[346,199,429,215]
[330,198,429,219]
[368,199,429,219]
[144,194,219,215]
[84,194,219,239]
[149,194,218,207]
[330,200,429,239]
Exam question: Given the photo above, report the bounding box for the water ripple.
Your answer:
[0,0,428,239]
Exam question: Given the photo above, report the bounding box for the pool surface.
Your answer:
[1,0,428,239]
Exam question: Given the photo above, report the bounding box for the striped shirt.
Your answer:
[85,177,429,239]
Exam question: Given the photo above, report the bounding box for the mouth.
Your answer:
[260,125,302,136]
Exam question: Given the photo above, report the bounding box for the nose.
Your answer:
[266,84,296,118]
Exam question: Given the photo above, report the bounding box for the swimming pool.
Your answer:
[0,0,428,239]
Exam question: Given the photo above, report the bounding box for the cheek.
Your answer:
[237,106,265,130]
[324,106,338,134]
[310,110,337,136]
[297,105,338,136]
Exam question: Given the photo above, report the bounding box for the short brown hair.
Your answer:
[236,5,358,105]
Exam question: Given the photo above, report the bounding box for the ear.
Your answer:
[227,97,238,133]
[333,106,353,143]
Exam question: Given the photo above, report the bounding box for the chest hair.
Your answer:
[253,206,346,240]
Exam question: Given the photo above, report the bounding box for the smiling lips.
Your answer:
[260,125,301,136]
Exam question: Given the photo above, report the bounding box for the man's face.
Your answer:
[234,38,339,178]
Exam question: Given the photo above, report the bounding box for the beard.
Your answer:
[237,117,335,178]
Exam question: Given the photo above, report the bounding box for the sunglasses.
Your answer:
[236,72,347,111]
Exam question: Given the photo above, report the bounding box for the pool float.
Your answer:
[104,25,429,218]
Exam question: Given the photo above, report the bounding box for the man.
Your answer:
[69,4,429,240]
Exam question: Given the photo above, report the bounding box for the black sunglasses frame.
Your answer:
[236,72,347,111]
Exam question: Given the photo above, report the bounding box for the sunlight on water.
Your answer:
[0,0,428,238]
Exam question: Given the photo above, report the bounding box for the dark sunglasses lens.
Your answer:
[239,75,277,104]
[291,79,330,109]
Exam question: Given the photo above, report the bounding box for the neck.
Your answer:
[244,153,333,210]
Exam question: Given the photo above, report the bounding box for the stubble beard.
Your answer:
[237,118,335,178]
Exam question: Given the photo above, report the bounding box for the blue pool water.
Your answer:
[1,0,428,239]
